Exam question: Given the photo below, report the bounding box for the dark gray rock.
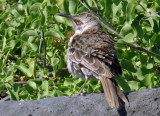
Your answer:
[0,88,160,116]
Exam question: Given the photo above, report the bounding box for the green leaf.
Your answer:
[69,0,78,15]
[146,60,153,69]
[133,68,144,81]
[115,76,130,92]
[120,23,133,36]
[45,30,64,39]
[15,60,32,78]
[0,82,5,93]
[124,33,135,43]
[64,78,73,86]
[30,3,42,11]
[121,59,136,72]
[42,81,49,95]
[28,42,38,52]
[26,80,37,93]
[27,59,36,79]
[128,81,140,91]
[15,4,25,15]
[55,15,72,26]
[11,9,21,18]
[8,84,19,100]
[142,75,153,88]
[112,0,122,21]
[21,30,38,38]
[40,10,46,26]
[53,58,59,66]
[145,12,154,29]
[132,20,143,38]
[154,56,160,63]
[2,40,16,53]
[0,11,10,21]
[56,0,65,12]
[140,54,148,65]
[126,1,136,24]
[0,22,9,29]
[105,0,112,18]
[55,90,65,97]
[31,19,41,29]
[0,59,3,68]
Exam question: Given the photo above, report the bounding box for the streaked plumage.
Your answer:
[57,12,129,108]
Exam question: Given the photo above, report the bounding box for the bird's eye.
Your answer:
[76,20,81,24]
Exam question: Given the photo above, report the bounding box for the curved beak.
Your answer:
[56,13,73,20]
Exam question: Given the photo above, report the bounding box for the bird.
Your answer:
[57,12,129,109]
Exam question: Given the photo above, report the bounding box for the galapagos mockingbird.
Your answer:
[57,12,129,108]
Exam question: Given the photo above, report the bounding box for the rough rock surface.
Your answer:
[0,88,160,116]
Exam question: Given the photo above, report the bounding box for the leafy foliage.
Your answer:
[0,0,160,100]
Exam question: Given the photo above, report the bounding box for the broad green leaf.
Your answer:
[0,82,5,93]
[2,40,16,54]
[45,30,64,39]
[27,59,36,79]
[142,75,153,88]
[30,3,42,11]
[28,42,38,52]
[56,0,65,12]
[31,19,41,29]
[133,68,144,81]
[126,1,136,24]
[128,81,140,91]
[40,10,46,26]
[11,9,21,18]
[120,23,133,36]
[112,0,122,22]
[8,84,19,100]
[154,56,160,63]
[124,33,135,43]
[15,4,25,15]
[6,76,13,82]
[55,15,72,26]
[54,90,65,97]
[26,80,37,93]
[69,0,78,15]
[0,11,10,21]
[64,78,73,86]
[42,80,49,95]
[47,6,59,15]
[15,60,32,78]
[146,60,153,69]
[105,0,112,19]
[115,76,130,92]
[21,30,38,38]
[145,12,154,29]
[121,59,136,72]
[86,0,93,6]
[0,59,3,67]
[25,15,33,27]
[132,20,143,38]
[0,22,9,29]
[140,54,148,65]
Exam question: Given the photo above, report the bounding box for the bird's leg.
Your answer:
[78,77,89,95]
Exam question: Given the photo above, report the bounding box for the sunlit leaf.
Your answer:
[128,81,140,91]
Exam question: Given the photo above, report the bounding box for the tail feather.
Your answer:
[116,85,129,106]
[100,76,129,109]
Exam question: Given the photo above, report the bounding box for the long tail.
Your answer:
[100,76,129,109]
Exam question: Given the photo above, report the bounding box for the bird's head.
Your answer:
[57,12,101,34]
